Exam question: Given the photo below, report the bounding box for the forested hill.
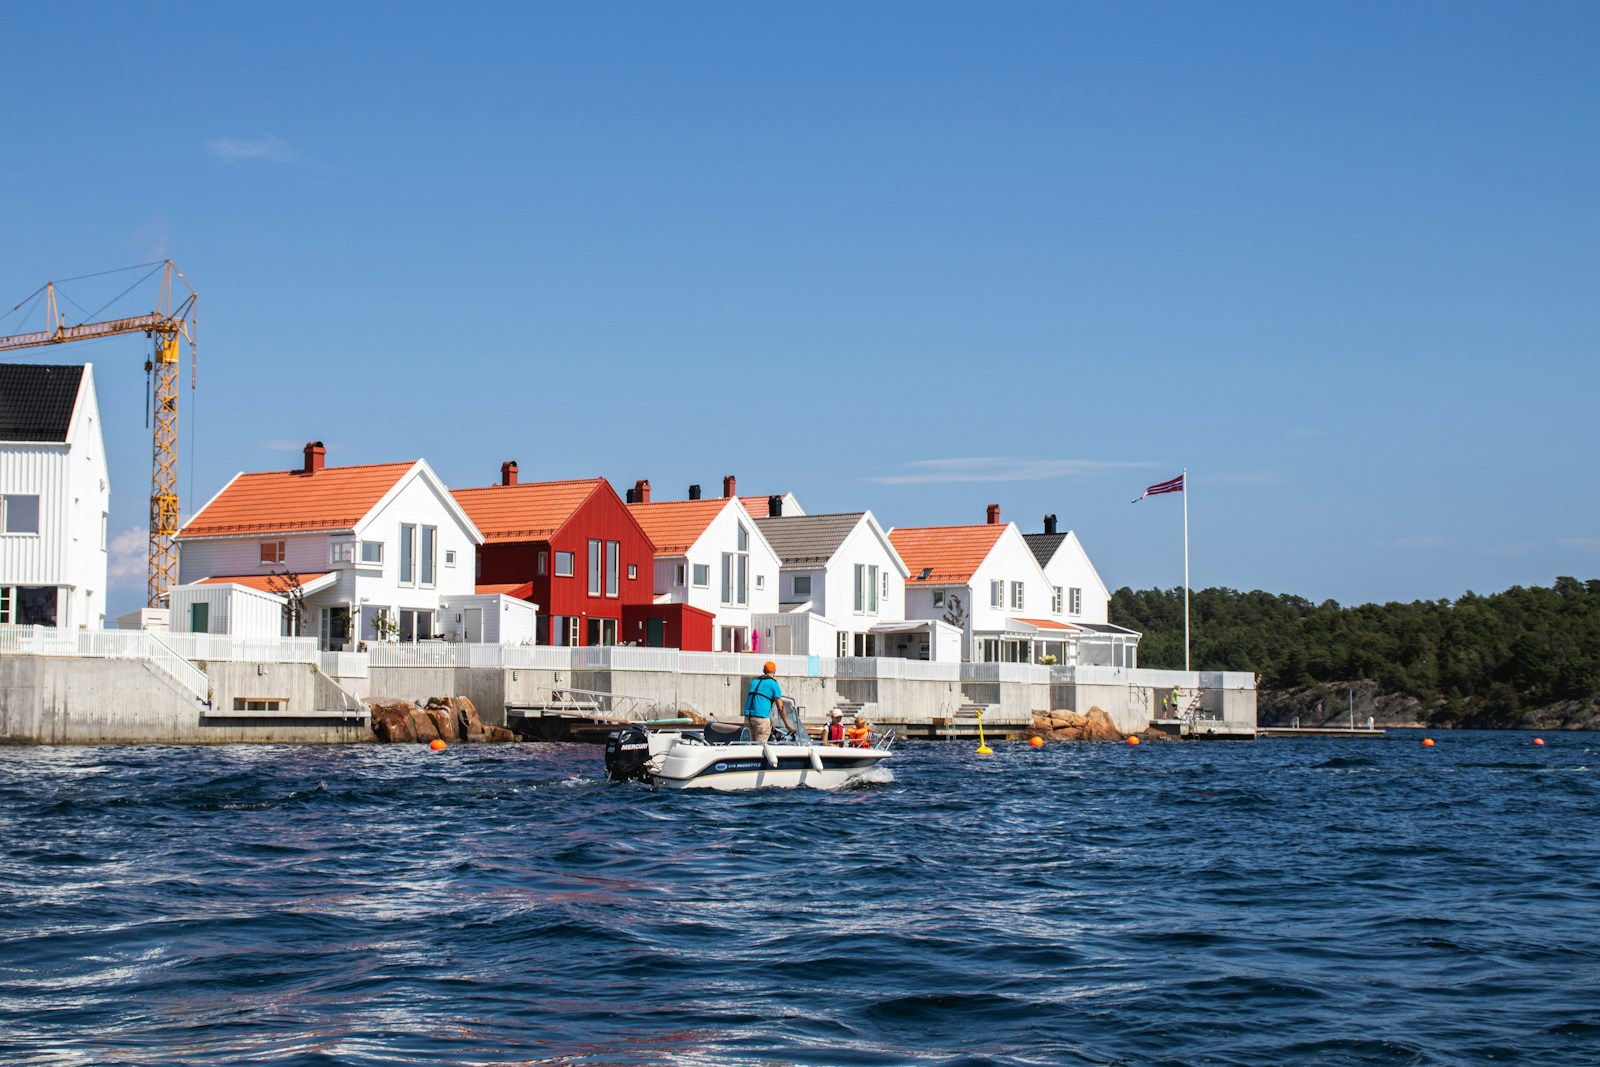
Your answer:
[1110,578,1600,727]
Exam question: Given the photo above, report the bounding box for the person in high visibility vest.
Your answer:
[819,708,846,745]
[846,715,872,748]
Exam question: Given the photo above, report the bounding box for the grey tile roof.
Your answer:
[1023,531,1067,568]
[754,512,864,566]
[0,364,83,442]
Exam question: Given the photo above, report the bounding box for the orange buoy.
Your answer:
[1533,737,1545,746]
[429,738,447,751]
[1422,737,1435,747]
[1126,736,1141,745]
[1029,736,1044,747]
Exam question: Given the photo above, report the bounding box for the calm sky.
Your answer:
[2,2,1595,620]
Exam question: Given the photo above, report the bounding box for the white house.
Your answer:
[628,482,780,652]
[753,511,921,658]
[1024,514,1139,667]
[0,363,109,628]
[172,442,483,649]
[890,504,1066,663]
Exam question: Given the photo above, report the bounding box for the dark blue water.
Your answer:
[2,731,1597,1066]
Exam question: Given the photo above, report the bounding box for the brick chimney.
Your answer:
[1044,513,1057,535]
[722,474,737,498]
[688,484,702,500]
[500,460,518,486]
[986,503,1001,525]
[633,479,651,504]
[768,494,783,517]
[302,441,325,475]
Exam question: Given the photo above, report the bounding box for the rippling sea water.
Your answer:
[2,730,1598,1066]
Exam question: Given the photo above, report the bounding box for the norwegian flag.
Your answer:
[1132,473,1184,503]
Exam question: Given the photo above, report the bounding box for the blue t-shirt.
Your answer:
[744,676,782,718]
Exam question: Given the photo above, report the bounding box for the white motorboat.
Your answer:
[604,704,893,790]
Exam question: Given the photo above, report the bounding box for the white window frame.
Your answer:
[1069,587,1083,615]
[674,563,686,586]
[692,563,709,588]
[1052,586,1063,613]
[606,540,620,598]
[399,524,417,585]
[260,540,286,565]
[1010,581,1024,611]
[588,539,603,597]
[555,551,574,577]
[360,540,384,565]
[990,580,1004,608]
[793,574,811,598]
[932,589,945,607]
[330,541,356,564]
[2,495,39,535]
[420,526,437,587]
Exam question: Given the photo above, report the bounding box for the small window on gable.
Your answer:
[692,564,710,587]
[555,551,574,577]
[260,540,285,565]
[444,549,456,566]
[793,575,811,598]
[628,564,638,580]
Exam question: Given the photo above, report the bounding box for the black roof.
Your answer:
[0,364,84,442]
[1023,531,1067,568]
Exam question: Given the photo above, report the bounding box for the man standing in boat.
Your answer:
[743,661,784,744]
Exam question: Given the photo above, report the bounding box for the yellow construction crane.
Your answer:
[0,260,198,608]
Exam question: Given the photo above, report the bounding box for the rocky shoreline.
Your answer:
[1258,680,1600,732]
[369,695,517,744]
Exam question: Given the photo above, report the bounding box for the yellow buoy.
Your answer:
[1126,735,1141,746]
[975,708,993,755]
[1028,735,1044,748]
[430,738,447,751]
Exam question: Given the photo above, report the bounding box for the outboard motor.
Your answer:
[604,726,653,782]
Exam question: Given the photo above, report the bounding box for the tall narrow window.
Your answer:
[1052,586,1064,613]
[854,564,865,612]
[589,539,603,596]
[606,541,619,597]
[400,524,416,584]
[1010,582,1024,610]
[990,580,1004,608]
[722,524,749,606]
[868,565,880,613]
[420,526,436,586]
[1069,587,1083,615]
[537,550,548,575]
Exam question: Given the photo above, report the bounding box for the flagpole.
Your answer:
[1183,466,1190,672]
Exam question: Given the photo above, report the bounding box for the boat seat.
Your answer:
[703,721,750,745]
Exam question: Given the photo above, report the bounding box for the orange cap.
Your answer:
[763,661,776,673]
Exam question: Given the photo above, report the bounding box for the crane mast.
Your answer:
[0,260,197,608]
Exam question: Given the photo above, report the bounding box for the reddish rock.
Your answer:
[1081,707,1125,742]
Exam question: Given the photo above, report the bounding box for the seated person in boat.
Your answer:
[819,708,846,745]
[742,661,783,744]
[846,714,872,748]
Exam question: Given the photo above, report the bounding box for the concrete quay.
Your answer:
[0,638,1258,745]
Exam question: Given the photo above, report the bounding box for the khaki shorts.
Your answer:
[744,715,773,743]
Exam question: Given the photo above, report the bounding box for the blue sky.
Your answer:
[2,2,1595,620]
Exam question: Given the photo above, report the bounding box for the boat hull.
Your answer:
[651,742,888,790]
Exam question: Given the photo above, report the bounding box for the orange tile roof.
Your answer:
[196,572,331,594]
[451,478,604,543]
[476,582,534,598]
[627,498,730,555]
[739,494,785,518]
[889,524,1007,585]
[1015,616,1075,631]
[179,462,415,538]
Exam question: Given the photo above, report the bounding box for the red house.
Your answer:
[451,463,656,646]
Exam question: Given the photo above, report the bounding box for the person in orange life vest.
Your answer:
[743,661,783,744]
[819,708,846,745]
[846,714,872,748]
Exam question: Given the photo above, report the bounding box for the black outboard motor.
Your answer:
[604,726,653,782]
